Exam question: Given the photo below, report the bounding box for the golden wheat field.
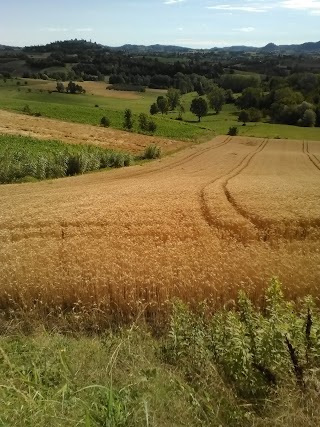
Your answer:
[1,135,320,321]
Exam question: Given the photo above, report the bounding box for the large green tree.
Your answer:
[237,87,262,110]
[157,96,169,115]
[238,110,250,124]
[166,88,181,110]
[190,97,208,122]
[207,85,225,114]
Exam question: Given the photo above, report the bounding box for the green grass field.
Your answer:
[0,80,209,141]
[0,78,319,141]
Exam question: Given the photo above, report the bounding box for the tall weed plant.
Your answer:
[165,279,320,398]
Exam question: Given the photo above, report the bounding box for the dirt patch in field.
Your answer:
[0,109,189,154]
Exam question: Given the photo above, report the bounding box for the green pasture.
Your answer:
[0,81,209,140]
[0,79,319,141]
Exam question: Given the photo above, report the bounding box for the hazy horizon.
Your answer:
[1,0,320,49]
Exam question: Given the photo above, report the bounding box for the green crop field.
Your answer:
[0,134,133,183]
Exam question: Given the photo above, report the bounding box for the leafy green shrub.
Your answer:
[138,113,157,134]
[143,145,161,159]
[100,116,110,127]
[123,108,133,130]
[138,113,149,131]
[228,126,238,136]
[150,102,159,115]
[147,119,157,133]
[300,109,316,127]
[164,279,320,400]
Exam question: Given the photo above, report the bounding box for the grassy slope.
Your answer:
[1,79,320,142]
[0,81,208,141]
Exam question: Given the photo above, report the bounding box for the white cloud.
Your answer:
[164,0,185,4]
[234,26,255,32]
[281,0,320,14]
[206,4,268,12]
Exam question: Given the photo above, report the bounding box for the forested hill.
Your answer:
[111,44,192,53]
[17,39,320,54]
[260,41,320,53]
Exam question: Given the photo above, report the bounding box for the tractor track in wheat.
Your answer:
[1,136,320,312]
[303,140,320,171]
[199,139,268,239]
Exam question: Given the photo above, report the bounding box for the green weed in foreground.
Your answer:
[0,134,133,184]
[1,280,320,426]
[165,279,320,399]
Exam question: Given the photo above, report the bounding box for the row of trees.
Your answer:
[100,109,157,134]
[123,109,157,133]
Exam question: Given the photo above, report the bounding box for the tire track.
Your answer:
[200,139,268,236]
[215,139,320,242]
[303,140,320,171]
[85,135,232,185]
[1,221,118,244]
[222,139,270,238]
[1,137,233,244]
[127,135,232,178]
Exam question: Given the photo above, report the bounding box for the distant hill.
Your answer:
[109,41,320,54]
[0,44,20,50]
[109,44,192,53]
[260,41,320,53]
[1,39,320,54]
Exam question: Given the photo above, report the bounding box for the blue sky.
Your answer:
[1,0,320,48]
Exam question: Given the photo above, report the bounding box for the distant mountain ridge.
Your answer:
[0,44,19,50]
[111,44,192,53]
[260,41,320,53]
[108,41,320,54]
[1,39,320,54]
